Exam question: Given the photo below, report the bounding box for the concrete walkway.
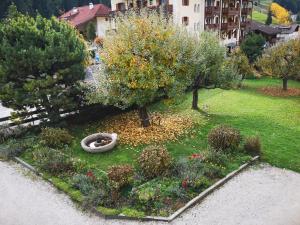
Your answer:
[1,161,300,225]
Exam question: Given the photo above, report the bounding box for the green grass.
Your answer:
[63,78,300,173]
[252,10,279,24]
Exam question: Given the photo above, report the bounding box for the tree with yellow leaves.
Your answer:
[257,38,300,91]
[270,2,291,25]
[88,10,197,127]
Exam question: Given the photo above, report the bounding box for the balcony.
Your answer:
[241,8,252,15]
[222,7,239,16]
[111,4,173,16]
[205,23,219,30]
[205,6,220,16]
[221,22,238,30]
[240,20,251,28]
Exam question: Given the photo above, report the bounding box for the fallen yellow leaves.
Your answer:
[259,87,300,97]
[100,111,194,146]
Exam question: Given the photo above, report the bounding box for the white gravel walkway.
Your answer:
[1,161,300,225]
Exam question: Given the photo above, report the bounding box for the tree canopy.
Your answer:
[257,38,300,91]
[88,10,197,127]
[240,33,266,63]
[191,32,225,109]
[274,0,300,14]
[0,6,88,122]
[270,2,291,25]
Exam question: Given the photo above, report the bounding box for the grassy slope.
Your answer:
[67,78,300,172]
[252,10,279,24]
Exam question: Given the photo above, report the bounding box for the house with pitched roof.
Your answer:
[59,3,111,37]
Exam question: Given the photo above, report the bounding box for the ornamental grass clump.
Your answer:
[138,145,172,179]
[244,136,261,156]
[208,125,241,151]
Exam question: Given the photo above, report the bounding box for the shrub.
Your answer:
[202,163,225,179]
[33,147,75,175]
[172,157,204,180]
[40,127,73,148]
[244,136,261,156]
[0,139,25,160]
[202,148,229,165]
[208,125,241,151]
[0,124,27,144]
[82,189,108,209]
[192,176,212,190]
[71,174,97,195]
[138,145,172,179]
[107,164,134,190]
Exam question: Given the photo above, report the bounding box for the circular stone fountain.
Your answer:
[81,133,117,153]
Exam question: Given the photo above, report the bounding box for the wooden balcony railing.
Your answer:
[221,22,238,30]
[222,7,239,15]
[241,8,252,15]
[205,6,220,15]
[240,20,251,28]
[205,23,219,30]
[111,4,173,15]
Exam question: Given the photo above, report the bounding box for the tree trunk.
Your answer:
[138,106,150,127]
[42,96,61,123]
[192,74,202,110]
[282,78,288,91]
[192,88,199,110]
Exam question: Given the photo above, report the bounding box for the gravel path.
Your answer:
[1,161,300,225]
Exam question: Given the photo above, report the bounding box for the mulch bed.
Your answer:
[258,87,300,97]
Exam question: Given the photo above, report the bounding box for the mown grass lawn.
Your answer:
[65,78,300,172]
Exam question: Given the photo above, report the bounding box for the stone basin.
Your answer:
[81,133,117,153]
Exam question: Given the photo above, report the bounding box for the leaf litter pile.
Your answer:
[259,87,300,97]
[100,111,194,146]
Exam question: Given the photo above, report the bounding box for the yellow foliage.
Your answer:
[100,111,194,146]
[270,3,290,25]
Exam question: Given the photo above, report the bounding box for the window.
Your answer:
[197,22,200,31]
[149,0,153,5]
[194,23,197,31]
[194,4,197,12]
[116,2,126,11]
[182,17,189,26]
[197,4,200,12]
[182,0,189,6]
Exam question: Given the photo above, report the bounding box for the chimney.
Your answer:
[89,3,94,9]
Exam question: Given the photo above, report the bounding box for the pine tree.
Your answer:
[265,10,273,25]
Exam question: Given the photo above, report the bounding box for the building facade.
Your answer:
[59,3,111,37]
[110,0,253,46]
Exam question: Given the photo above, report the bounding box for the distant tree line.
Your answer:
[0,0,111,19]
[273,0,300,14]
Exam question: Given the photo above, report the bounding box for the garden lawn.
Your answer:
[53,78,300,173]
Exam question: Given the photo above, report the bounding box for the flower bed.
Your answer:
[9,123,259,219]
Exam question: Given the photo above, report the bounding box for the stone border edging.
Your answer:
[14,155,259,222]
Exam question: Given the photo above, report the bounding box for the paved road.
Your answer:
[0,104,12,118]
[0,161,300,225]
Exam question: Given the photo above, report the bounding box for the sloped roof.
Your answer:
[59,4,111,27]
[250,21,280,35]
[277,24,300,34]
